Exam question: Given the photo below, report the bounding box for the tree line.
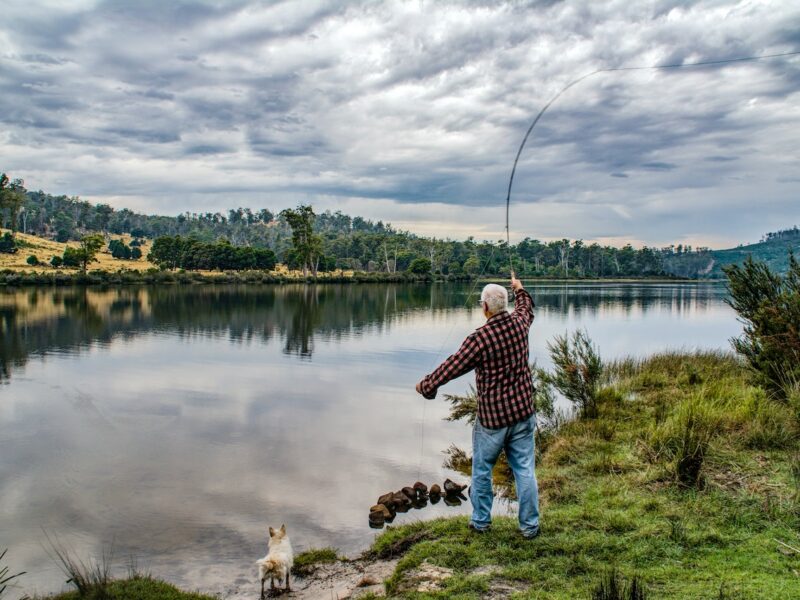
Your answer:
[5,172,793,278]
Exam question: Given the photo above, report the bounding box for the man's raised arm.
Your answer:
[511,276,534,329]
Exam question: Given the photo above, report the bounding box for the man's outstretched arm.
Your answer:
[416,333,482,399]
[511,276,534,329]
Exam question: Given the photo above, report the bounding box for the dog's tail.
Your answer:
[257,557,279,577]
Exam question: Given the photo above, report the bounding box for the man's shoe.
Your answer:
[468,522,491,534]
[520,527,540,540]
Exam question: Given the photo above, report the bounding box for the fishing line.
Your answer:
[504,49,800,267]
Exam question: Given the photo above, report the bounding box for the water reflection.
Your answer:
[1,282,730,382]
[0,282,737,598]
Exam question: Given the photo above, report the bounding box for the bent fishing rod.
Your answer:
[503,49,800,274]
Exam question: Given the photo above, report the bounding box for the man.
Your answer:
[415,276,539,539]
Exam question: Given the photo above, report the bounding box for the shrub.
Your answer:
[650,393,721,488]
[109,239,132,259]
[724,254,800,399]
[0,233,16,254]
[62,247,81,267]
[407,257,432,274]
[26,255,39,266]
[50,255,63,268]
[546,330,603,417]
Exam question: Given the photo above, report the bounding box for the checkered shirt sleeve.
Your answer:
[420,288,536,428]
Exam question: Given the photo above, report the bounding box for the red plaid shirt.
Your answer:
[420,288,535,429]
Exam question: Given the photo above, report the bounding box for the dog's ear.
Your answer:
[269,527,275,537]
[280,524,286,534]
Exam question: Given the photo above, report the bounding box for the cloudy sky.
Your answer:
[1,0,798,248]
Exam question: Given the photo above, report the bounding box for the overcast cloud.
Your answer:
[1,0,798,247]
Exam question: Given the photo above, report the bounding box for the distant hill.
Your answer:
[662,228,800,278]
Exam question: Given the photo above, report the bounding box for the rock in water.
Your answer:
[429,483,442,497]
[401,486,417,500]
[370,504,393,519]
[444,478,467,495]
[369,510,385,527]
[413,481,428,497]
[378,492,396,509]
[443,495,462,507]
[393,491,411,506]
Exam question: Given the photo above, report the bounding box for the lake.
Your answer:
[0,282,740,597]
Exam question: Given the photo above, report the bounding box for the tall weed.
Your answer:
[45,534,113,599]
[592,569,647,600]
[650,393,722,488]
[0,549,25,598]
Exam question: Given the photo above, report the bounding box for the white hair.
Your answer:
[481,283,508,315]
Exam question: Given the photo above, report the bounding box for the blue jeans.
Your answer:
[470,413,539,535]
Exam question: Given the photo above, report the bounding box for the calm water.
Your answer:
[0,282,739,597]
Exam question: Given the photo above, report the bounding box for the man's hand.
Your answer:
[416,380,436,399]
[511,274,523,292]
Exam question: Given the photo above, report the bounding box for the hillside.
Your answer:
[709,234,800,277]
[661,228,800,278]
[0,229,154,272]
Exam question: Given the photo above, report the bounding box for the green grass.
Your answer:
[291,547,342,577]
[42,574,215,600]
[369,351,800,599]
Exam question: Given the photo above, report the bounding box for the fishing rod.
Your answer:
[503,49,800,272]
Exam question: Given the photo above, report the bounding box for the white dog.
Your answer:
[257,524,294,597]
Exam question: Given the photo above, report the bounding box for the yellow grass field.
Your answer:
[0,229,154,271]
[0,230,356,278]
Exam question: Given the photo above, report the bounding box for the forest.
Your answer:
[1,174,797,278]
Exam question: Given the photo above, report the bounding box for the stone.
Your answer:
[401,486,417,500]
[370,504,393,519]
[429,483,441,497]
[413,481,428,496]
[369,510,385,527]
[444,478,467,495]
[378,492,396,509]
[393,491,411,507]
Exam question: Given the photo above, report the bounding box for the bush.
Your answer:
[131,247,142,259]
[0,233,16,254]
[109,239,132,259]
[546,330,603,417]
[26,255,39,266]
[724,254,800,399]
[50,255,63,268]
[650,393,721,488]
[407,257,432,274]
[62,247,81,267]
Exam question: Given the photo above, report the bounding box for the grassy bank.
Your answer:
[363,351,800,598]
[37,574,216,600]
